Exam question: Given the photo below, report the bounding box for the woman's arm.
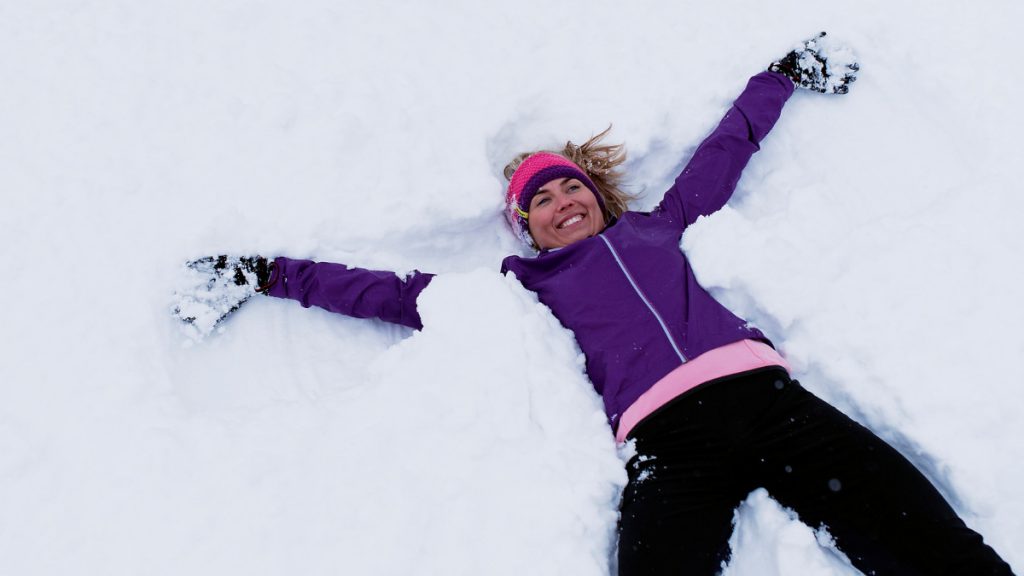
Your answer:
[171,255,434,339]
[654,71,795,229]
[657,33,859,230]
[266,257,435,330]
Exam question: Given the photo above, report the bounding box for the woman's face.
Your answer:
[527,178,606,250]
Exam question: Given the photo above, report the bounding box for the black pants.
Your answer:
[617,368,1014,575]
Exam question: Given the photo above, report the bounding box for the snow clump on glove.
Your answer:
[172,255,273,341]
[770,32,859,94]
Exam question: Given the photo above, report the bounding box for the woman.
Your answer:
[176,35,1014,575]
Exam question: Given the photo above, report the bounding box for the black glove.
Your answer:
[769,32,859,94]
[192,255,274,291]
[172,255,276,340]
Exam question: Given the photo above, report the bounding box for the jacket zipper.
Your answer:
[598,235,687,363]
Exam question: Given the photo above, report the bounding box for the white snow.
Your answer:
[1,0,1021,574]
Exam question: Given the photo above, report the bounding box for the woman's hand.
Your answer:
[172,255,274,340]
[770,32,859,94]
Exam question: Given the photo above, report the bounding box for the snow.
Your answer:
[722,489,858,576]
[1,0,1021,574]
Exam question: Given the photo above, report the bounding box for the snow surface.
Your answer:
[1,0,1021,574]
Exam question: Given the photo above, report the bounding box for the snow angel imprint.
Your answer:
[173,33,1015,576]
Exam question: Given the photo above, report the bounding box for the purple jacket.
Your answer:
[268,72,795,430]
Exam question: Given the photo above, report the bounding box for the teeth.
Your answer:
[559,215,583,229]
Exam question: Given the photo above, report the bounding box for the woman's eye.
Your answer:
[568,184,580,192]
[536,197,550,206]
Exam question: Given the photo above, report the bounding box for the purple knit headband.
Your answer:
[505,152,604,246]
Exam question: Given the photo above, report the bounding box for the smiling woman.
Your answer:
[504,163,604,251]
[502,128,633,250]
[174,33,1014,576]
[528,176,605,248]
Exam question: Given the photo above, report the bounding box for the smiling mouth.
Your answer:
[558,214,584,229]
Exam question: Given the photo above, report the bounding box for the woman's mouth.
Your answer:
[558,214,584,229]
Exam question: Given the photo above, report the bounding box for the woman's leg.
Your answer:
[618,464,739,575]
[618,377,766,576]
[750,377,1014,575]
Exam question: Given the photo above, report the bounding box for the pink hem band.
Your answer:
[615,340,790,443]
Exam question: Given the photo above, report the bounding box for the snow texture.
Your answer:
[1,0,1021,574]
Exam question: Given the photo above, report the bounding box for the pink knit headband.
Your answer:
[505,152,604,246]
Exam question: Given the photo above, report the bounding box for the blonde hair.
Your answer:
[503,126,634,221]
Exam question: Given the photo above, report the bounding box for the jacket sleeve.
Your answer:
[655,71,795,229]
[265,257,435,330]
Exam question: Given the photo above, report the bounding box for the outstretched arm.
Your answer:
[266,257,434,330]
[172,255,435,340]
[656,33,858,230]
[655,71,794,229]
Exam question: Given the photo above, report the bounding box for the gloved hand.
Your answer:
[172,255,275,340]
[769,32,859,94]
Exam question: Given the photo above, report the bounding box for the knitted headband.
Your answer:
[505,152,605,246]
